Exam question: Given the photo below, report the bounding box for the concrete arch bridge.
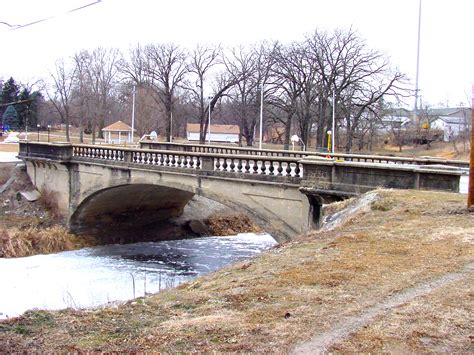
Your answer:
[18,142,462,242]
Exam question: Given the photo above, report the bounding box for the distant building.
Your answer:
[102,121,135,144]
[186,123,240,143]
[431,116,469,142]
[379,108,412,132]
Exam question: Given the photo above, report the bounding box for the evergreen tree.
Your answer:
[2,105,19,131]
[0,77,20,119]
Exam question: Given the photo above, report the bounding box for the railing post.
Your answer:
[124,150,132,163]
[18,141,73,161]
[201,156,214,171]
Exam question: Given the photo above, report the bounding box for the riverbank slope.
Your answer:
[0,189,472,352]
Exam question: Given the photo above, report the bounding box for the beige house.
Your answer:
[102,121,135,144]
[186,123,240,143]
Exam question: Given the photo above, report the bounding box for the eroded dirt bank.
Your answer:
[0,163,260,258]
[0,189,472,352]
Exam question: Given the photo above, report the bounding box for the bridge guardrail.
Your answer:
[72,143,303,178]
[140,141,470,169]
[18,142,463,193]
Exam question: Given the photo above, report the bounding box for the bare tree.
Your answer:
[47,59,76,141]
[184,45,220,143]
[82,47,120,143]
[144,43,188,142]
[307,28,408,152]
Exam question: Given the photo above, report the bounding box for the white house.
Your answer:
[186,123,240,143]
[431,116,469,142]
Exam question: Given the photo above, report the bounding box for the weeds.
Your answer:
[0,226,75,257]
[38,185,61,220]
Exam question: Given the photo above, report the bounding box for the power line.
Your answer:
[0,0,102,31]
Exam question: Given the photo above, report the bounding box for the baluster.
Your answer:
[222,158,228,171]
[215,158,221,171]
[244,160,251,173]
[189,156,194,168]
[237,159,243,173]
[159,154,164,166]
[196,157,201,169]
[229,159,236,172]
[176,155,182,167]
[182,156,188,168]
[165,154,170,166]
[252,160,259,174]
[294,163,301,178]
[277,162,283,176]
[285,162,292,177]
[170,155,176,166]
[260,160,267,175]
[268,161,275,175]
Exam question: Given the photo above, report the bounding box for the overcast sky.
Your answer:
[1,0,473,108]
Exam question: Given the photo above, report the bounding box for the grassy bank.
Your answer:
[0,189,472,352]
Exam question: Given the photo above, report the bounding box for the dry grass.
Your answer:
[0,226,78,258]
[38,186,62,220]
[207,212,262,236]
[0,163,16,185]
[329,273,473,352]
[0,189,472,352]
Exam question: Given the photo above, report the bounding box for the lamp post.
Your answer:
[208,97,212,145]
[131,85,136,143]
[259,84,264,150]
[47,125,51,142]
[37,124,40,142]
[331,89,336,154]
[170,110,173,142]
[327,130,332,153]
[25,106,30,141]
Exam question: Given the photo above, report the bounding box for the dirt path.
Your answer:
[292,262,474,353]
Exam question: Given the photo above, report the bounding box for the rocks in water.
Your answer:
[187,219,209,236]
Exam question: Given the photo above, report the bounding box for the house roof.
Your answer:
[187,123,240,134]
[102,120,134,132]
[437,116,468,125]
[427,107,472,118]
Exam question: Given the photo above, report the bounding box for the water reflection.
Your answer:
[0,233,276,319]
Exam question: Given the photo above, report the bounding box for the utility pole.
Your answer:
[259,85,264,150]
[468,84,474,208]
[413,0,422,125]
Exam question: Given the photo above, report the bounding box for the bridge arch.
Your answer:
[68,181,284,240]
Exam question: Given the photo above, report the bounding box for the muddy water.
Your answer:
[0,233,276,319]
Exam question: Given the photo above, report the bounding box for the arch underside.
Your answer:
[70,184,195,235]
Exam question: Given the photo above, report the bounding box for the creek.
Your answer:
[0,233,276,320]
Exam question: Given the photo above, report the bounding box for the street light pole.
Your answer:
[332,89,336,154]
[131,85,136,143]
[259,84,264,150]
[170,111,173,142]
[208,97,212,145]
[47,125,51,142]
[37,124,40,141]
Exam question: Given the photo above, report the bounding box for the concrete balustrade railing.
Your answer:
[140,141,470,168]
[20,142,303,179]
[18,141,462,193]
